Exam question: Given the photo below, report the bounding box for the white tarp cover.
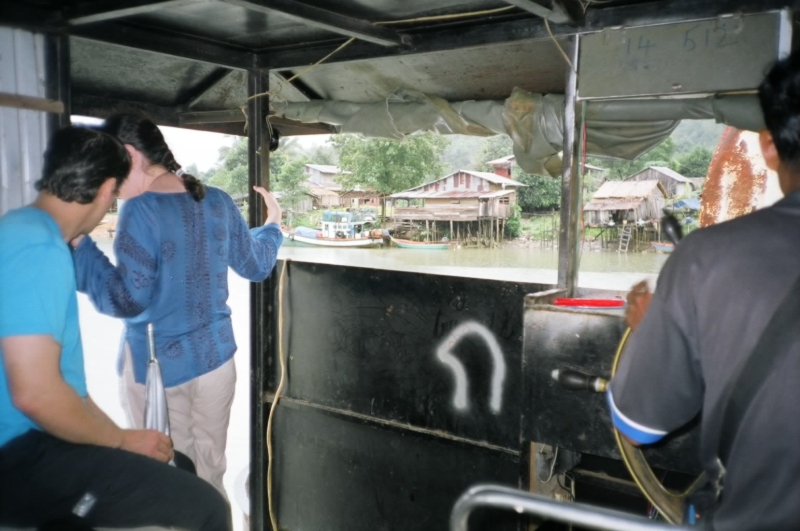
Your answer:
[272,88,762,177]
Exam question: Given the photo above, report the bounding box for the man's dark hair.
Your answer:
[35,126,131,204]
[100,114,206,202]
[759,51,800,169]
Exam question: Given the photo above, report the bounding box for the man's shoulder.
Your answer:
[0,207,65,254]
[680,205,792,257]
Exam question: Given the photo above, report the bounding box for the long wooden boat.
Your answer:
[390,237,451,250]
[281,228,383,248]
[651,242,675,253]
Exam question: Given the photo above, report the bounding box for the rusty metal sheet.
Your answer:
[700,126,784,227]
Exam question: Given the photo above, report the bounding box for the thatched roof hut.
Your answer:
[584,180,667,227]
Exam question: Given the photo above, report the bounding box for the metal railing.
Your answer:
[450,485,692,531]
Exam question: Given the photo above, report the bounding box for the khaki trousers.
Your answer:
[121,345,236,499]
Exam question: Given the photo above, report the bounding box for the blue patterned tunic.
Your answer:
[74,187,282,387]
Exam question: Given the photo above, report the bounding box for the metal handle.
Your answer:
[661,212,683,246]
[450,485,690,531]
[147,323,156,362]
[552,368,608,393]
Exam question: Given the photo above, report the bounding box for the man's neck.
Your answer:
[33,194,87,242]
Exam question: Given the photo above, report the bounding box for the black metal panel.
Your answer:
[280,261,550,451]
[272,400,522,531]
[522,304,702,474]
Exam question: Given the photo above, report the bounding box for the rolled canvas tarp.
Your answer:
[272,88,762,177]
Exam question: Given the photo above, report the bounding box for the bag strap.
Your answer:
[717,272,800,464]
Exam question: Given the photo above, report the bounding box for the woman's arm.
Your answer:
[73,200,159,318]
[227,189,282,282]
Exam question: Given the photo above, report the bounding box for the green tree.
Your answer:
[588,136,678,180]
[675,146,713,177]
[207,137,249,196]
[309,145,338,166]
[671,120,726,154]
[514,171,561,212]
[331,132,448,218]
[476,135,514,171]
[274,156,309,222]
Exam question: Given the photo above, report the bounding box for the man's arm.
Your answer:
[609,259,703,445]
[2,335,173,462]
[626,280,653,331]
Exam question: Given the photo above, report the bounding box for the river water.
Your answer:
[80,240,666,528]
[278,244,668,291]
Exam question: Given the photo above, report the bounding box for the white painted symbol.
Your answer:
[436,321,506,413]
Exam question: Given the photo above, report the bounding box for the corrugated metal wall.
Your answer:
[0,28,48,216]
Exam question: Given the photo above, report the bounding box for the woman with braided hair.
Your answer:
[72,114,282,498]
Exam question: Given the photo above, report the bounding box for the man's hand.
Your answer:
[69,235,85,249]
[253,186,282,226]
[626,281,653,331]
[120,430,174,463]
[2,335,169,457]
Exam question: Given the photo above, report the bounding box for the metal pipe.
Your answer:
[247,68,270,531]
[450,485,691,531]
[557,35,581,296]
[44,32,71,134]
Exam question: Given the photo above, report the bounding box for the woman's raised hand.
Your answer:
[253,186,282,226]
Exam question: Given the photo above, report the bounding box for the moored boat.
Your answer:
[281,228,383,247]
[651,241,675,253]
[390,237,451,250]
[281,210,383,248]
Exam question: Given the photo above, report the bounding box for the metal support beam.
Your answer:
[71,23,255,70]
[66,0,197,26]
[556,0,586,25]
[44,33,71,134]
[502,0,572,25]
[247,68,270,531]
[176,108,335,135]
[557,36,580,296]
[178,68,232,109]
[71,93,248,135]
[274,71,322,101]
[220,0,405,47]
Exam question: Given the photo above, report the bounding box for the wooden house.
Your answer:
[307,182,342,208]
[390,170,525,245]
[304,164,351,191]
[584,180,667,227]
[625,166,697,197]
[339,189,383,208]
[391,170,525,221]
[274,190,314,214]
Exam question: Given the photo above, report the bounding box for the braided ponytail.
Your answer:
[163,152,206,202]
[101,113,206,202]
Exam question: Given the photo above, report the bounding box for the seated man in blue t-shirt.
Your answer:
[0,126,230,530]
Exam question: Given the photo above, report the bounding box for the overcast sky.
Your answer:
[73,116,329,172]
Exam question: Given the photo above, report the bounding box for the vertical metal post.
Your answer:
[557,36,581,297]
[247,68,271,531]
[44,32,71,135]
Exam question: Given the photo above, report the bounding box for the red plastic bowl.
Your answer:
[553,298,625,308]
